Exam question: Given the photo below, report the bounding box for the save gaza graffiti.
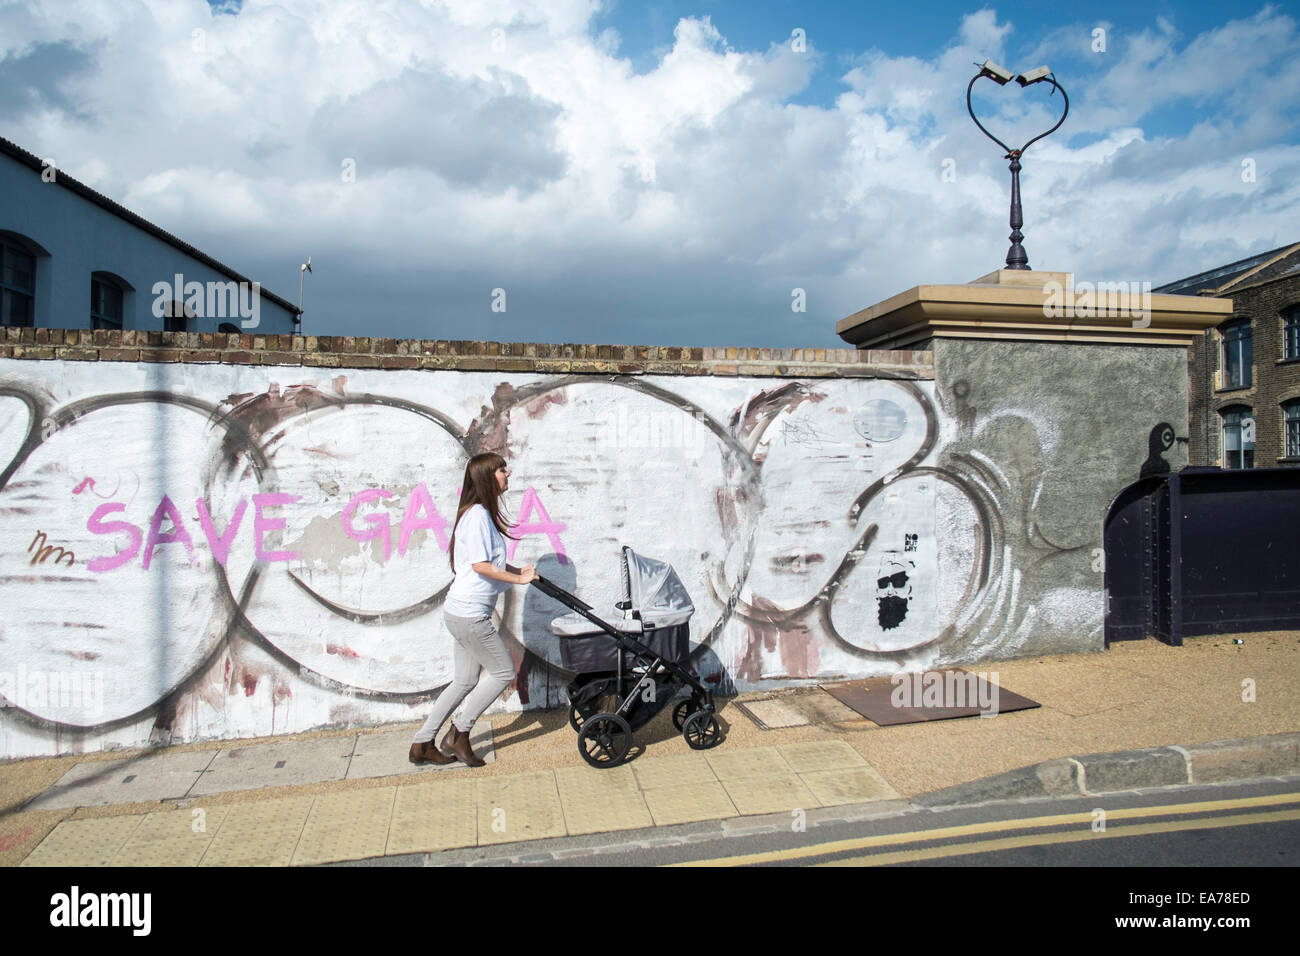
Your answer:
[0,357,1104,757]
[72,483,566,572]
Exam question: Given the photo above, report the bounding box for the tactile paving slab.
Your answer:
[113,807,231,866]
[292,788,396,865]
[475,771,566,846]
[799,766,900,807]
[631,753,720,790]
[720,773,819,816]
[21,816,145,867]
[387,779,478,855]
[554,764,640,799]
[705,746,793,782]
[777,740,869,773]
[555,766,652,835]
[642,781,739,827]
[199,795,315,866]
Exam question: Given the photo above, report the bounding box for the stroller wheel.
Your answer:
[671,700,692,731]
[577,713,632,768]
[568,700,602,732]
[682,711,722,750]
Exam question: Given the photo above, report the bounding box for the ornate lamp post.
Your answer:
[966,61,1068,270]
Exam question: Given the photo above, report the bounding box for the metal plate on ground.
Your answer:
[820,669,1039,725]
[733,697,812,729]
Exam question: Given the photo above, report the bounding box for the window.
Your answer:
[1221,319,1252,388]
[90,275,125,330]
[162,300,193,333]
[1286,401,1300,460]
[1,238,35,327]
[1221,406,1254,469]
[1284,307,1300,362]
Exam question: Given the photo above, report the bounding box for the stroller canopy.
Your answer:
[623,547,694,627]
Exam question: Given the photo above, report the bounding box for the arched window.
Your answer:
[1220,405,1254,469]
[1,235,37,327]
[1285,400,1300,460]
[1220,319,1252,389]
[91,272,131,330]
[1283,306,1300,362]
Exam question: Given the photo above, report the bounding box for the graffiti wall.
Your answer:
[0,345,1175,757]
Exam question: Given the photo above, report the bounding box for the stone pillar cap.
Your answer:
[837,269,1234,349]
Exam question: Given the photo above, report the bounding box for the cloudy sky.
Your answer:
[2,0,1297,347]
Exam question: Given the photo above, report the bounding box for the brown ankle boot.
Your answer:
[409,739,455,765]
[442,724,485,767]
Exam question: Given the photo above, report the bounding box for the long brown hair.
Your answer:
[449,452,516,570]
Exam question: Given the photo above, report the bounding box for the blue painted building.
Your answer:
[1,135,299,334]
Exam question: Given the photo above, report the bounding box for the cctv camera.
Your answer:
[1016,66,1053,86]
[979,60,1014,85]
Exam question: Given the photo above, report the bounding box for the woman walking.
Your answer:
[410,453,538,767]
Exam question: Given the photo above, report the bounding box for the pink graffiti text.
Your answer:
[86,494,302,572]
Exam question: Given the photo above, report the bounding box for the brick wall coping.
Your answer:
[1,327,933,379]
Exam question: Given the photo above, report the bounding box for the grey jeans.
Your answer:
[412,611,516,742]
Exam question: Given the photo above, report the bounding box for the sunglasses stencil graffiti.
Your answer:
[0,344,1155,757]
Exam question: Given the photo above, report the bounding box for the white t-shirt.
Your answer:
[444,504,510,617]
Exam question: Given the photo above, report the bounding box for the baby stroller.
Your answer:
[531,546,722,768]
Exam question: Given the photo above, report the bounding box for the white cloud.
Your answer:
[0,1,1297,345]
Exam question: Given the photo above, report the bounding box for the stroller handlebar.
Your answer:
[530,574,594,612]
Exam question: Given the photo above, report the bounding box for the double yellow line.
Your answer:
[671,791,1300,867]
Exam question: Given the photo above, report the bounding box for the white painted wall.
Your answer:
[2,357,1073,758]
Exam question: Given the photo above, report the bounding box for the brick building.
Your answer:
[1156,242,1300,468]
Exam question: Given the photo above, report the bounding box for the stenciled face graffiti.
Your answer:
[0,355,1104,757]
[876,555,914,631]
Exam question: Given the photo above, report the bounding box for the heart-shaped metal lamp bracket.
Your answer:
[966,64,1069,270]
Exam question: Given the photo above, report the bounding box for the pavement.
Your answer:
[1,630,1298,867]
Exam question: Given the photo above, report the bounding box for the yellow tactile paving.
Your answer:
[114,838,213,866]
[642,780,739,827]
[199,795,315,867]
[721,773,819,816]
[559,779,654,836]
[631,753,720,790]
[704,746,793,782]
[112,807,231,866]
[799,766,901,807]
[554,764,640,799]
[292,787,396,865]
[12,740,928,865]
[387,779,477,855]
[125,806,231,843]
[21,816,144,867]
[476,770,566,845]
[778,740,869,773]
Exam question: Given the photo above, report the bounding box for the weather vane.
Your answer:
[966,61,1068,270]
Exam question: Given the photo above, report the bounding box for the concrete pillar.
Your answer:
[837,269,1231,659]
